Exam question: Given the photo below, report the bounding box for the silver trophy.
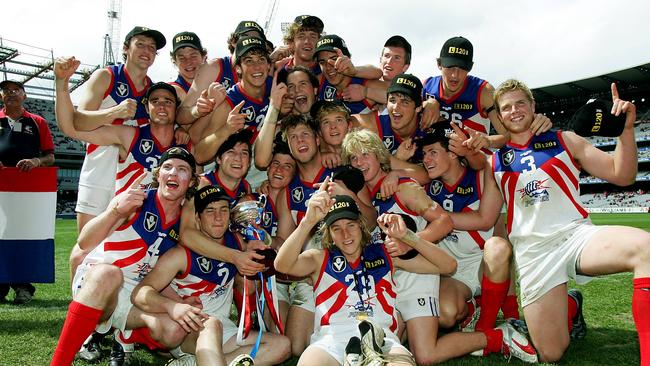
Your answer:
[230,194,272,247]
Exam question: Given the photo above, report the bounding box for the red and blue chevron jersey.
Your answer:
[214,56,238,91]
[116,124,191,195]
[425,168,492,254]
[318,77,374,114]
[169,74,191,93]
[202,170,251,205]
[374,112,425,163]
[82,189,180,286]
[492,131,588,247]
[285,166,335,226]
[422,75,490,134]
[224,77,273,142]
[313,245,397,332]
[172,230,241,317]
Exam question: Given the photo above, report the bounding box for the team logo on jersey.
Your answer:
[332,256,347,273]
[383,136,394,150]
[144,212,159,232]
[242,105,255,122]
[196,256,213,273]
[429,180,443,196]
[23,125,33,135]
[503,149,515,166]
[324,86,337,100]
[116,82,129,97]
[418,298,425,306]
[222,77,233,90]
[425,92,435,100]
[291,186,304,203]
[518,179,550,207]
[263,211,272,227]
[139,139,154,155]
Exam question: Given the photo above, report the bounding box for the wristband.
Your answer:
[401,229,419,248]
[398,249,418,260]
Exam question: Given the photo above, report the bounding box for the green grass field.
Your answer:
[0,213,648,365]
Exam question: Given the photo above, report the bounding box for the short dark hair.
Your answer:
[280,114,319,142]
[283,65,319,88]
[384,35,412,65]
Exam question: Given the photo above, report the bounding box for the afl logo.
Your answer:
[332,256,346,273]
[429,180,443,196]
[143,212,159,232]
[324,86,337,100]
[242,105,255,122]
[196,256,213,273]
[139,139,154,154]
[503,149,515,166]
[116,82,129,97]
[383,136,394,150]
[291,186,304,203]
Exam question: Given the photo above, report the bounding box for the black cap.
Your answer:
[314,34,350,59]
[294,15,324,34]
[0,80,25,91]
[234,21,265,37]
[569,99,627,137]
[235,36,268,60]
[439,36,473,71]
[387,73,423,107]
[125,26,166,50]
[172,31,203,54]
[194,185,231,213]
[145,82,179,107]
[324,195,360,226]
[160,147,196,171]
[417,121,453,147]
[332,165,365,194]
[384,35,411,56]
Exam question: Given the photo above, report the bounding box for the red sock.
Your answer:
[501,295,520,319]
[476,276,509,331]
[121,327,164,351]
[50,301,102,366]
[567,294,578,333]
[482,328,503,355]
[633,278,650,366]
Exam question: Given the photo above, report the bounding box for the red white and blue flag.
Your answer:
[0,167,57,283]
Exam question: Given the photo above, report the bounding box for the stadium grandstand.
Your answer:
[0,37,97,217]
[2,37,649,215]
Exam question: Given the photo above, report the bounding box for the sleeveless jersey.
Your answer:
[492,131,588,248]
[374,112,425,163]
[313,245,397,333]
[202,171,251,205]
[283,57,322,76]
[285,166,335,226]
[81,189,180,286]
[79,64,151,191]
[116,124,190,195]
[369,176,439,300]
[422,75,490,134]
[169,74,191,93]
[215,56,238,90]
[251,192,279,238]
[224,77,273,142]
[171,231,241,317]
[318,77,374,114]
[425,168,491,261]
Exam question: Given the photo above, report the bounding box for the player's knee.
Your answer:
[534,336,569,363]
[633,236,650,270]
[156,321,187,348]
[203,317,223,336]
[267,334,291,362]
[483,237,512,266]
[85,265,123,293]
[413,347,440,365]
[437,304,459,328]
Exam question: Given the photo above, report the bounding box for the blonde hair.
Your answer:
[342,128,392,173]
[493,79,535,113]
[319,215,373,250]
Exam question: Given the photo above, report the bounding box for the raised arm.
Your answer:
[177,60,222,125]
[253,69,286,170]
[448,167,503,231]
[400,183,452,242]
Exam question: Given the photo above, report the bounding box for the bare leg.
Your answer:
[222,331,291,366]
[523,283,570,363]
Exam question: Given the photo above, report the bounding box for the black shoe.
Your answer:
[358,320,385,365]
[568,289,587,340]
[344,336,363,366]
[108,337,133,366]
[77,332,105,362]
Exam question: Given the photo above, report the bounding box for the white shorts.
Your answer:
[276,281,315,313]
[394,271,440,321]
[450,254,482,297]
[75,183,114,216]
[72,264,134,336]
[308,325,409,365]
[516,223,600,307]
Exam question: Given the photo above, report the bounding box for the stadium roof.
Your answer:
[532,62,650,110]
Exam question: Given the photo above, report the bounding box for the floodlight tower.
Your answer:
[102,0,122,66]
[260,0,279,36]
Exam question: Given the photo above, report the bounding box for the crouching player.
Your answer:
[50,148,197,366]
[131,185,291,365]
[492,79,650,363]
